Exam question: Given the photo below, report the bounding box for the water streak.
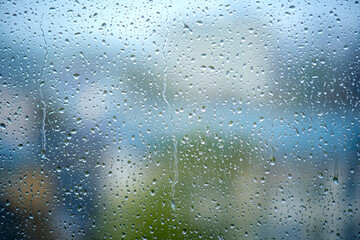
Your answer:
[40,13,49,162]
[160,3,178,209]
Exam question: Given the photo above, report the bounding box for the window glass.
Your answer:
[0,1,359,239]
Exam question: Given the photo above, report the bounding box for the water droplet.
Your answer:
[171,200,176,210]
[270,157,276,166]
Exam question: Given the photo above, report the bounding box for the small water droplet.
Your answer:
[171,200,176,210]
[270,157,276,166]
[300,205,307,210]
[333,176,338,185]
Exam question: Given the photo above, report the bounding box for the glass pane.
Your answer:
[0,1,359,239]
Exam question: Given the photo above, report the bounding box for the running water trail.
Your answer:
[161,3,178,210]
[40,13,49,162]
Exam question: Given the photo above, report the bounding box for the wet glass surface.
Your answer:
[0,1,359,239]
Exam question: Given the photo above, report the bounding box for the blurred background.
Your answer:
[0,0,359,239]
